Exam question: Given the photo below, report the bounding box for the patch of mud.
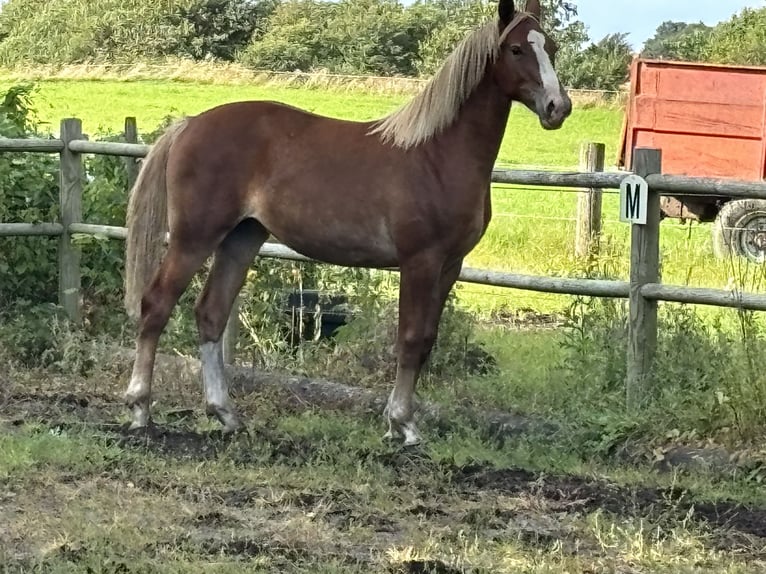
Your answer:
[323,507,399,533]
[365,448,449,486]
[195,535,371,567]
[104,423,318,464]
[2,391,119,424]
[112,428,766,547]
[408,503,447,518]
[114,425,234,460]
[455,465,766,541]
[459,506,564,549]
[390,560,465,574]
[185,510,242,528]
[198,536,298,558]
[692,501,766,539]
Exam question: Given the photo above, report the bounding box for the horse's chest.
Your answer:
[450,200,491,256]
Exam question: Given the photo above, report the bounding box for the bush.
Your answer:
[0,85,60,307]
[239,0,435,76]
[0,301,97,374]
[557,33,633,91]
[0,0,193,65]
[172,0,279,61]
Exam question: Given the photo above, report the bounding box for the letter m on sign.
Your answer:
[619,174,649,225]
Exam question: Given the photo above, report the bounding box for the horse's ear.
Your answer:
[498,0,516,29]
[526,0,542,21]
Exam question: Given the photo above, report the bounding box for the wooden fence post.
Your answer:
[124,117,139,191]
[575,142,606,258]
[626,148,662,409]
[58,118,83,323]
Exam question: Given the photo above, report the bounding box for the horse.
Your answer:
[122,0,572,445]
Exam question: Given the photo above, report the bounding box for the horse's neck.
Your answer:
[438,75,511,179]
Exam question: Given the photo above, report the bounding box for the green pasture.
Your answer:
[3,77,764,317]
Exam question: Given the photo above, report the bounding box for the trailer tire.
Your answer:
[712,199,766,262]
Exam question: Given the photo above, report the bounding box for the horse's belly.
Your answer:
[266,219,399,269]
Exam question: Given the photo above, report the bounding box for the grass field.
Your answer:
[3,350,766,573]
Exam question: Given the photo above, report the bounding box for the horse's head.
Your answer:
[494,0,572,130]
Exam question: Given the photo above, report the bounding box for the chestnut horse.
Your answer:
[123,0,571,445]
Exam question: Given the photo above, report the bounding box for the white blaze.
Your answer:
[528,29,560,103]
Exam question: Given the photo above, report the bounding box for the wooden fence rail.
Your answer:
[3,117,766,408]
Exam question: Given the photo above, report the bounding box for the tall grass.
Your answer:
[0,60,629,103]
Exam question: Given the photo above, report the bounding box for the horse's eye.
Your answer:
[509,45,522,56]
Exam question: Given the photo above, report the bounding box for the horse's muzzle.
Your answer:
[539,91,572,130]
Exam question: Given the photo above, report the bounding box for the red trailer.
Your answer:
[618,58,766,261]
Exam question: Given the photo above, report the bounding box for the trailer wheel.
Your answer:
[713,199,766,262]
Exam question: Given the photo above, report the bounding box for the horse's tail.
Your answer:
[124,118,189,322]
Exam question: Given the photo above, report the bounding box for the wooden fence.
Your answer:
[3,117,766,408]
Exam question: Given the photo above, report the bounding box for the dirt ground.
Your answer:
[2,378,766,573]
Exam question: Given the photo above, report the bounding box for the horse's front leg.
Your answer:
[385,252,444,446]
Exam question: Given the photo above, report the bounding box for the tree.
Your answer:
[415,0,495,76]
[174,0,280,61]
[415,0,587,76]
[238,0,336,72]
[559,32,633,91]
[706,7,766,66]
[641,20,712,62]
[321,0,438,75]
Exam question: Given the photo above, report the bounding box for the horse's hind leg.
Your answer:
[194,218,268,432]
[126,245,211,429]
[385,252,444,446]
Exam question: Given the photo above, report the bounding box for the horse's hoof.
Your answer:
[127,420,147,432]
[127,403,151,430]
[221,419,244,435]
[208,404,243,434]
[384,419,421,445]
[401,421,422,447]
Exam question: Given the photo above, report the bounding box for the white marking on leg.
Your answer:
[125,374,146,401]
[383,387,421,444]
[201,340,226,407]
[125,347,153,429]
[200,340,241,432]
[125,374,150,429]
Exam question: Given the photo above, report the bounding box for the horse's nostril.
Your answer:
[546,99,556,116]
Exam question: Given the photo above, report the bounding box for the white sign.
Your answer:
[619,174,649,225]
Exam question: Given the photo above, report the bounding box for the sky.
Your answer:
[577,0,765,50]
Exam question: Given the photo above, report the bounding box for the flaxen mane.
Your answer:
[369,21,500,149]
